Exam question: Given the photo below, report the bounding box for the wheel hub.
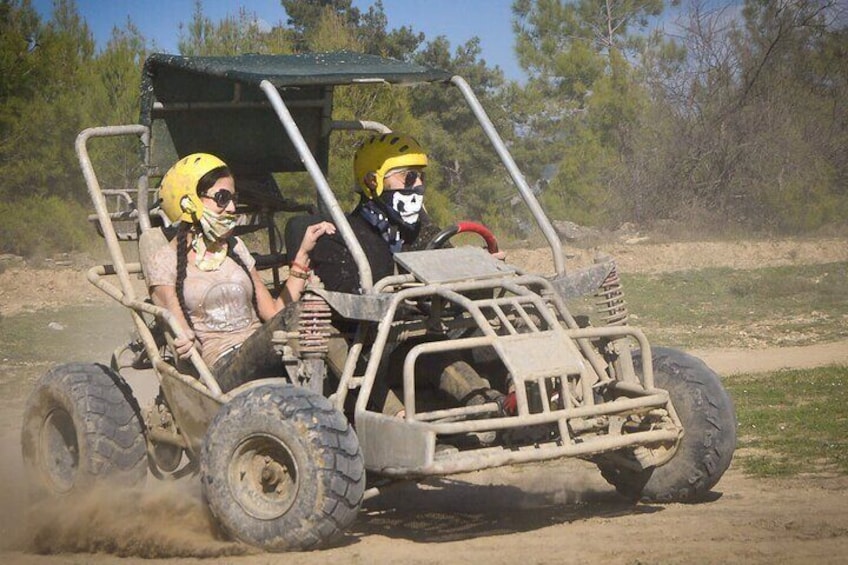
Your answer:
[229,434,298,520]
[40,408,79,493]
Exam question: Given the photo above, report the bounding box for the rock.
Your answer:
[553,220,600,241]
[0,254,24,264]
[48,322,65,331]
[615,222,639,236]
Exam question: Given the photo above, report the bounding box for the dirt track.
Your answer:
[1,458,846,565]
[1,236,847,564]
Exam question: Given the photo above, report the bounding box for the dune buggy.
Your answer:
[21,52,736,551]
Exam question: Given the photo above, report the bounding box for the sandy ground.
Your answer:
[1,236,846,564]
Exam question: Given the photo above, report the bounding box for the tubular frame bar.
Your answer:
[77,126,223,397]
[450,76,566,276]
[75,125,148,302]
[352,275,657,419]
[375,427,681,477]
[86,264,222,396]
[259,80,375,292]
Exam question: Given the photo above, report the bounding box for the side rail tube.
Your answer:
[87,264,222,396]
[450,76,566,276]
[259,80,375,292]
[75,125,149,301]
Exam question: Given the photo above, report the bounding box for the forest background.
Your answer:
[1,0,846,257]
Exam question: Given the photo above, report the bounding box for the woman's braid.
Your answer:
[175,224,194,330]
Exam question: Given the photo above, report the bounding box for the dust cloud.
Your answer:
[0,421,28,552]
[0,423,251,559]
[21,482,253,558]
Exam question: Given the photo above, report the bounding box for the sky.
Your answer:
[31,0,526,81]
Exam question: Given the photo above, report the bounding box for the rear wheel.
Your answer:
[598,347,737,502]
[21,363,148,497]
[200,384,365,551]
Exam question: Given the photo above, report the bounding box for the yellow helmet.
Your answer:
[353,133,428,199]
[159,153,228,223]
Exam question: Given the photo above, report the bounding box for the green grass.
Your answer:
[724,365,848,477]
[619,262,848,349]
[566,261,848,478]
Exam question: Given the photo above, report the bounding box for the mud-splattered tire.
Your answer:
[200,384,365,551]
[20,363,148,497]
[599,347,737,502]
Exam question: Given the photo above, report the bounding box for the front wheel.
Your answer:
[200,384,365,551]
[598,347,737,502]
[20,363,148,498]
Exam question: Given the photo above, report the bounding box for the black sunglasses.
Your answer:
[202,190,238,208]
[402,170,425,188]
[388,169,425,189]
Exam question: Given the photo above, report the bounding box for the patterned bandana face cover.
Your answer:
[193,208,238,270]
[199,207,238,241]
[359,200,402,253]
[192,233,228,271]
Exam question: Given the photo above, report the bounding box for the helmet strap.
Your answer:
[363,172,379,199]
[180,195,200,222]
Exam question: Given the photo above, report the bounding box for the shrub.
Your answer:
[0,196,92,257]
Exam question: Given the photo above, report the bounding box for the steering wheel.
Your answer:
[426,221,499,254]
[421,221,500,339]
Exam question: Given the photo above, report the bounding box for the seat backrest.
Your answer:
[284,214,326,259]
[139,227,170,286]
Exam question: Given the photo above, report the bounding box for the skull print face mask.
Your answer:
[380,185,425,226]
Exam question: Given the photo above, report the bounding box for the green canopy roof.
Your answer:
[140,52,452,178]
[143,51,452,90]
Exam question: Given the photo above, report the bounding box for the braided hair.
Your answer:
[175,222,194,330]
[173,167,259,329]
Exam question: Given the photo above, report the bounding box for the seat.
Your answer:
[139,226,170,282]
[284,214,326,259]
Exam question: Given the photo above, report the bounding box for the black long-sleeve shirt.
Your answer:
[310,208,441,294]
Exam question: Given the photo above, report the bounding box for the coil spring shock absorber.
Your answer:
[595,258,629,326]
[594,256,639,383]
[298,292,332,358]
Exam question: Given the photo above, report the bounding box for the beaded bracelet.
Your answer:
[290,260,310,273]
[289,260,311,280]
